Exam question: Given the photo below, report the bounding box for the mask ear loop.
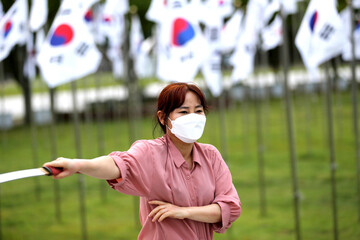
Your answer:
[166,117,173,131]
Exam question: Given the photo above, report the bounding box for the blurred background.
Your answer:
[0,0,360,239]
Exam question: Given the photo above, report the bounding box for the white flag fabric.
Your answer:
[151,4,208,83]
[230,38,257,83]
[199,1,227,97]
[295,0,346,70]
[230,0,266,82]
[0,0,28,61]
[261,0,283,51]
[100,0,129,78]
[203,0,234,19]
[354,0,360,8]
[106,45,123,79]
[101,0,128,47]
[0,1,4,19]
[279,0,298,15]
[146,0,166,22]
[130,14,154,78]
[35,28,46,53]
[37,0,102,88]
[24,32,36,80]
[137,37,156,78]
[29,0,48,32]
[221,10,243,53]
[341,7,360,61]
[130,14,144,60]
[261,15,283,51]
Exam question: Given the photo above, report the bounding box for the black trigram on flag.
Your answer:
[319,24,335,40]
[76,42,89,56]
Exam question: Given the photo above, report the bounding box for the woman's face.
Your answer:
[166,91,205,132]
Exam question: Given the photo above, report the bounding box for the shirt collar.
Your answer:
[165,134,202,168]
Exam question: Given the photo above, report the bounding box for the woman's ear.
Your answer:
[157,111,165,126]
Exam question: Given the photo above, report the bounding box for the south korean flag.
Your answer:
[37,0,101,88]
[295,0,346,71]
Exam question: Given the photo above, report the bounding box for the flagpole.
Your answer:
[93,2,107,202]
[280,6,301,240]
[71,81,88,240]
[95,73,106,202]
[218,92,229,165]
[0,62,3,240]
[0,184,2,240]
[17,42,42,200]
[241,85,250,159]
[324,62,339,240]
[126,7,142,230]
[0,62,6,147]
[303,81,313,154]
[255,73,267,217]
[331,58,344,142]
[26,33,43,201]
[48,87,62,222]
[349,0,360,222]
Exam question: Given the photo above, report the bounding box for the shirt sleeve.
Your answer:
[107,140,153,197]
[210,147,241,233]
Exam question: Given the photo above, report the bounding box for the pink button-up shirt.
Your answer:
[107,134,241,240]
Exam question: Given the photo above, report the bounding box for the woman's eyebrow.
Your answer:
[178,105,203,109]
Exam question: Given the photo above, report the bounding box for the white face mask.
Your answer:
[168,113,206,143]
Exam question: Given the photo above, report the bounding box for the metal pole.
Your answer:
[71,81,88,240]
[0,185,2,240]
[349,0,360,223]
[218,93,229,164]
[49,87,62,222]
[0,62,7,147]
[0,51,7,240]
[304,82,313,154]
[17,43,41,200]
[28,70,41,202]
[124,11,141,230]
[95,74,106,202]
[324,63,339,240]
[93,3,107,202]
[330,58,344,141]
[255,75,266,217]
[280,6,301,240]
[241,86,250,158]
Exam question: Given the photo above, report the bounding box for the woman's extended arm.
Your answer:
[148,200,221,224]
[43,156,121,180]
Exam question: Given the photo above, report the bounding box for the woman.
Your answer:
[44,82,241,240]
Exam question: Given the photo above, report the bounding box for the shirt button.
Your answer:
[186,175,191,180]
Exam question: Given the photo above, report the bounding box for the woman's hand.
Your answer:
[148,200,222,224]
[148,200,189,222]
[43,157,80,179]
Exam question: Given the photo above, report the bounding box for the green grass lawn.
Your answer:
[0,87,359,240]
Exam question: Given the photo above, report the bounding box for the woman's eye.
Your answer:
[179,111,188,114]
[196,110,204,113]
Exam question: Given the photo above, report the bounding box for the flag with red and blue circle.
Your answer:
[3,20,12,38]
[309,10,318,33]
[172,18,195,46]
[49,24,74,47]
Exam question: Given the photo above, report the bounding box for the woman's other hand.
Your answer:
[148,200,188,222]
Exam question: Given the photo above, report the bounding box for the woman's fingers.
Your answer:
[148,200,186,222]
[148,200,167,206]
[148,204,166,217]
[43,158,77,179]
[151,207,168,222]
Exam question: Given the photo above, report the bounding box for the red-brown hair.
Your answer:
[156,82,208,134]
